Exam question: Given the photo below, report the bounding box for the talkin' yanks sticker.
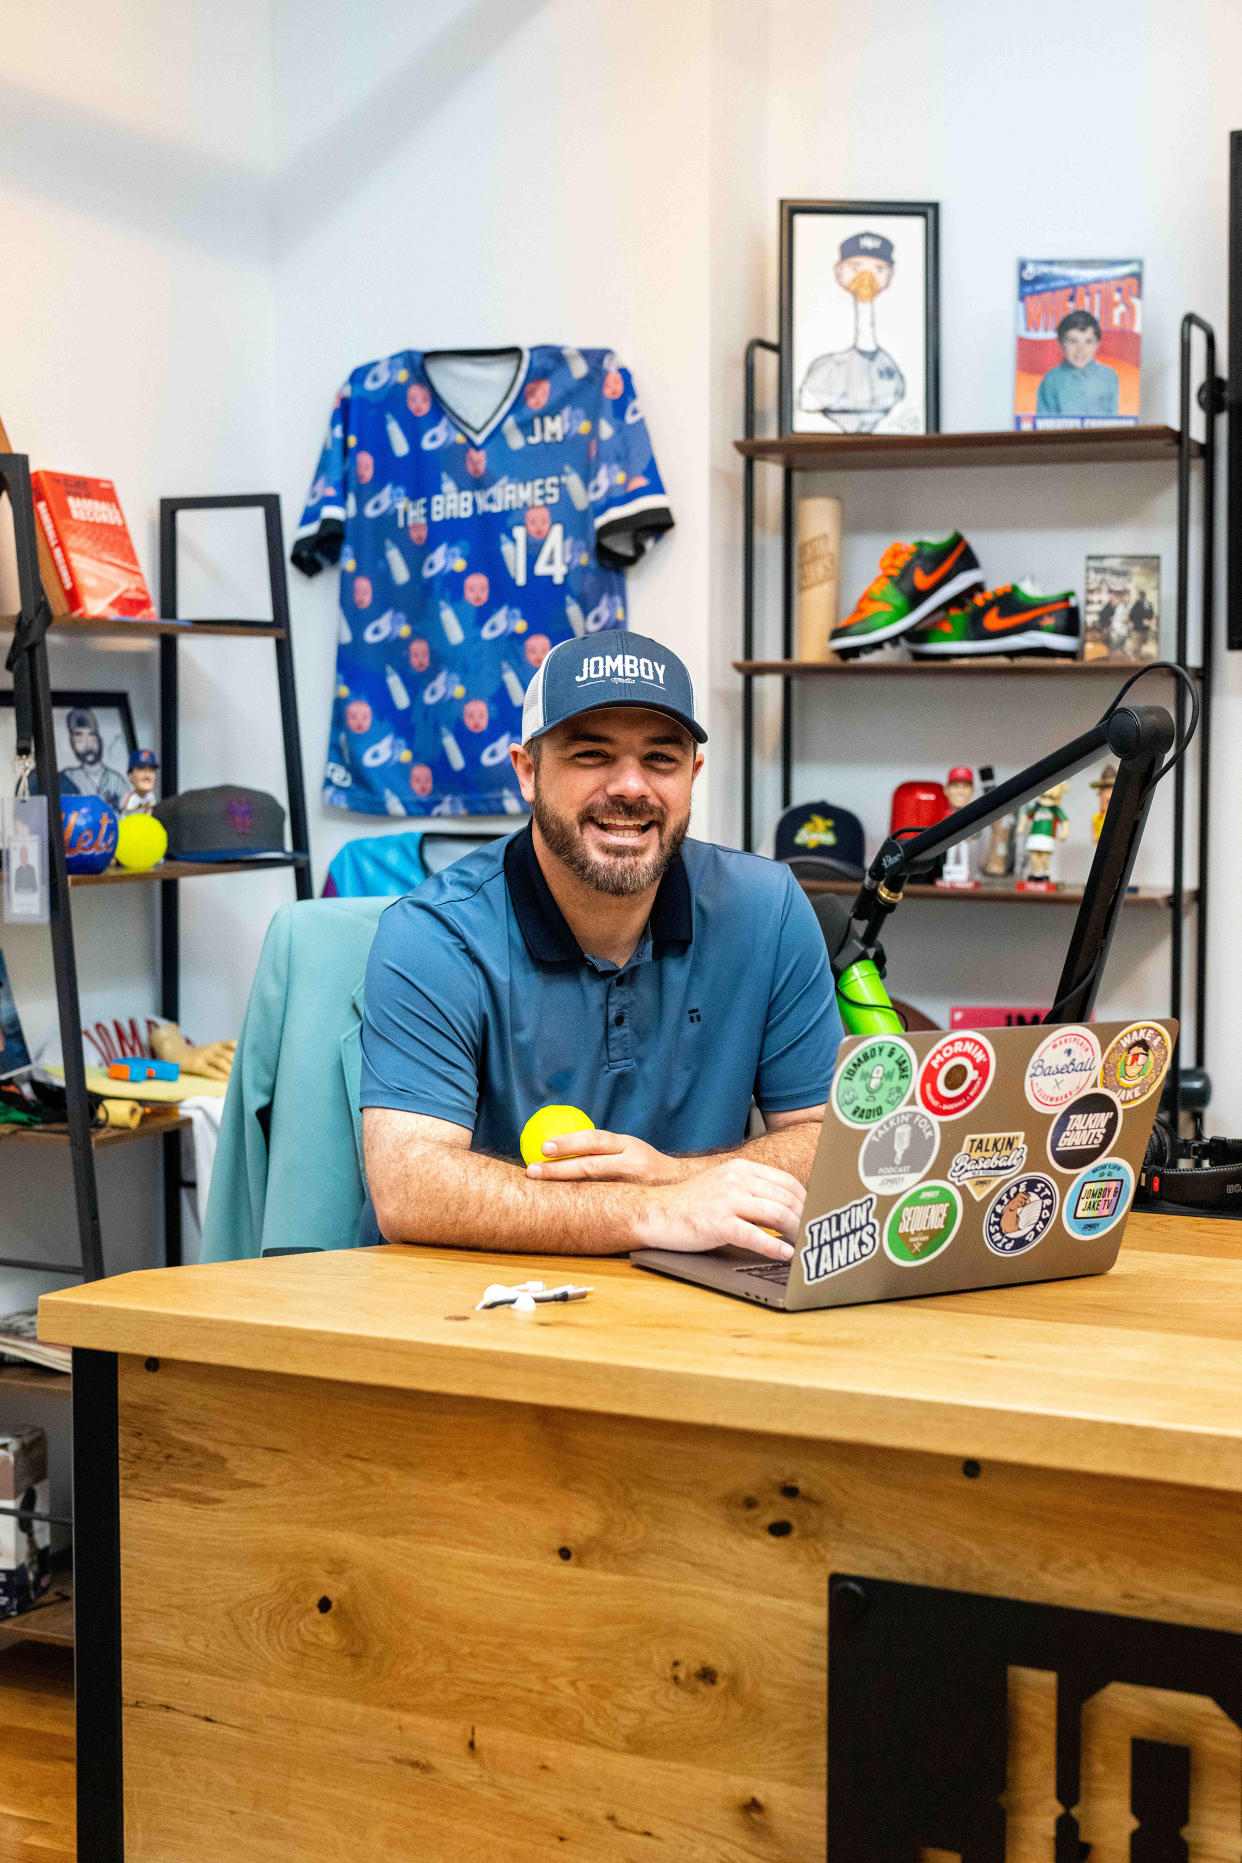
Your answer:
[833,1036,916,1128]
[983,1174,1059,1256]
[801,1194,880,1284]
[883,1181,962,1267]
[1046,1091,1121,1173]
[1025,1025,1101,1112]
[1063,1158,1134,1238]
[858,1108,940,1196]
[916,1032,995,1121]
[1098,1022,1171,1109]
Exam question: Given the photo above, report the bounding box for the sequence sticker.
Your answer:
[833,1037,916,1128]
[858,1108,939,1196]
[1063,1158,1134,1239]
[1046,1091,1121,1173]
[1099,1022,1171,1109]
[948,1131,1028,1201]
[801,1194,880,1284]
[916,1032,995,1121]
[1025,1026,1101,1112]
[883,1181,962,1267]
[983,1174,1060,1256]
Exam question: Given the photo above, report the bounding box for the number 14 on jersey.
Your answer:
[502,522,570,587]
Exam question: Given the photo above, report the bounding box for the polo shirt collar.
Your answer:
[503,824,693,964]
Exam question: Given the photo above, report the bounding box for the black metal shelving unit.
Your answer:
[0,466,312,1282]
[737,314,1222,1078]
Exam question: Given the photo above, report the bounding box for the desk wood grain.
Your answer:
[40,1213,1242,1491]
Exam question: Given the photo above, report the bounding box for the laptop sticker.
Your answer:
[1098,1023,1171,1108]
[1024,1026,1101,1112]
[916,1033,995,1121]
[833,1036,916,1128]
[1046,1091,1121,1173]
[983,1174,1060,1256]
[883,1181,962,1267]
[1063,1158,1134,1238]
[801,1194,880,1284]
[948,1131,1028,1200]
[858,1108,940,1195]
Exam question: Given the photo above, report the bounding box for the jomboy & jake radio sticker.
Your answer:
[916,1032,994,1121]
[801,1194,880,1284]
[883,1181,962,1267]
[858,1108,939,1196]
[1024,1026,1101,1112]
[1099,1022,1170,1109]
[983,1174,1059,1256]
[948,1131,1028,1200]
[833,1037,915,1128]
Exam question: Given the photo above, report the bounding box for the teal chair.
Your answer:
[200,895,393,1260]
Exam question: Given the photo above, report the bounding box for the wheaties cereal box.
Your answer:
[1014,260,1142,431]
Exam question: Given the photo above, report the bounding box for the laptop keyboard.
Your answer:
[736,1261,790,1283]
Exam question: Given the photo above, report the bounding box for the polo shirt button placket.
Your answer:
[606,975,634,1070]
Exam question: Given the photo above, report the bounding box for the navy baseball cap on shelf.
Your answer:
[521,631,707,746]
[128,748,158,772]
[774,800,867,881]
[839,231,894,264]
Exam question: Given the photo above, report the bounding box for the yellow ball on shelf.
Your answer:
[114,813,168,872]
[519,1105,594,1166]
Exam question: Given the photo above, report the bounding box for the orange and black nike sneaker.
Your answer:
[907,583,1082,658]
[830,533,984,657]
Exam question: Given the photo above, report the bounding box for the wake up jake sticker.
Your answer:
[833,1037,916,1128]
[801,1195,880,1284]
[858,1108,939,1196]
[916,1032,995,1121]
[1024,1026,1101,1112]
[1099,1022,1171,1109]
[1063,1158,1134,1238]
[1046,1091,1121,1173]
[948,1131,1028,1200]
[983,1174,1060,1256]
[883,1182,962,1267]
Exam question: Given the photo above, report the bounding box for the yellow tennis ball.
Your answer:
[520,1104,594,1166]
[114,813,168,872]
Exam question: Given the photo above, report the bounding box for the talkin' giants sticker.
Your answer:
[983,1174,1060,1256]
[883,1181,962,1267]
[1046,1091,1121,1173]
[1063,1158,1134,1238]
[832,1037,916,1128]
[916,1032,995,1121]
[858,1108,940,1196]
[801,1194,880,1284]
[1024,1026,1101,1112]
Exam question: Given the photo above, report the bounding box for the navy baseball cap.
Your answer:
[128,748,158,771]
[774,800,866,881]
[521,631,707,745]
[839,231,894,264]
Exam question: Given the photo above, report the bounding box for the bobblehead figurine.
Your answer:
[121,749,159,815]
[937,766,979,887]
[1021,782,1070,885]
[1090,762,1117,843]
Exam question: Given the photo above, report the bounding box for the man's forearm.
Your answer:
[668,1121,822,1186]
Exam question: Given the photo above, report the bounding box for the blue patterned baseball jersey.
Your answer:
[292,346,673,818]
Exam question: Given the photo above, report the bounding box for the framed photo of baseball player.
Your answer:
[779,199,940,437]
[0,690,138,811]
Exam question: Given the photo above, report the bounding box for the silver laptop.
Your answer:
[632,1019,1174,1310]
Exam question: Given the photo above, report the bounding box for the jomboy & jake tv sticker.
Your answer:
[801,1194,880,1284]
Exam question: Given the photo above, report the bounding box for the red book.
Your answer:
[30,471,156,618]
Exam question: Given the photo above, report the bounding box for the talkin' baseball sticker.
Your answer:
[832,1037,916,1128]
[1046,1091,1121,1173]
[1063,1158,1134,1238]
[858,1108,940,1196]
[948,1131,1028,1200]
[883,1181,962,1267]
[801,1194,881,1284]
[1024,1026,1101,1113]
[1098,1022,1171,1109]
[916,1032,995,1121]
[983,1174,1060,1256]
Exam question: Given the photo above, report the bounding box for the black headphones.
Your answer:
[1139,1118,1242,1210]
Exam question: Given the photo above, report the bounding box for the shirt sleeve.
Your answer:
[590,355,674,570]
[291,382,350,578]
[1035,368,1059,415]
[359,899,482,1131]
[755,872,843,1113]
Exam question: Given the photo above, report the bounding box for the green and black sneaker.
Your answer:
[908,583,1082,658]
[830,532,984,658]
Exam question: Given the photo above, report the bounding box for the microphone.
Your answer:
[808,891,905,1038]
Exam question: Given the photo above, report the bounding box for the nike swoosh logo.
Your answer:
[982,602,1068,632]
[912,539,968,590]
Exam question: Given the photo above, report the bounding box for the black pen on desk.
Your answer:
[479,1286,593,1310]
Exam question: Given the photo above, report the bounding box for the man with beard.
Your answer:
[58,708,132,812]
[362,632,841,1259]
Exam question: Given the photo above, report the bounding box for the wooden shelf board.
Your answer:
[736,657,1196,678]
[735,424,1198,473]
[70,854,308,886]
[0,1361,71,1395]
[798,878,1193,909]
[0,1570,74,1649]
[5,1111,191,1150]
[0,615,285,639]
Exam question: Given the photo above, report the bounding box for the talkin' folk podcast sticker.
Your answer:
[883,1181,962,1267]
[1099,1022,1171,1109]
[916,1032,995,1121]
[948,1131,1028,1201]
[983,1173,1060,1257]
[858,1108,940,1196]
[1046,1090,1122,1173]
[833,1036,916,1128]
[1063,1158,1134,1239]
[801,1194,880,1284]
[1024,1026,1102,1113]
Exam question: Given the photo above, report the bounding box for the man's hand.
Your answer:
[632,1159,805,1261]
[527,1128,684,1185]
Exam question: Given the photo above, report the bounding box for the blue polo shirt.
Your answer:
[359,826,841,1159]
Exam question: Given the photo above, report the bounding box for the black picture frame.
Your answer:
[0,690,139,802]
[778,198,940,437]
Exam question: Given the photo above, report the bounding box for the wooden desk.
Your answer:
[39,1213,1242,1861]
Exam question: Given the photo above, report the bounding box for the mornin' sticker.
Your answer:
[1024,1026,1101,1112]
[801,1194,880,1285]
[883,1181,962,1267]
[832,1036,916,1128]
[1099,1022,1171,1109]
[1063,1158,1134,1239]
